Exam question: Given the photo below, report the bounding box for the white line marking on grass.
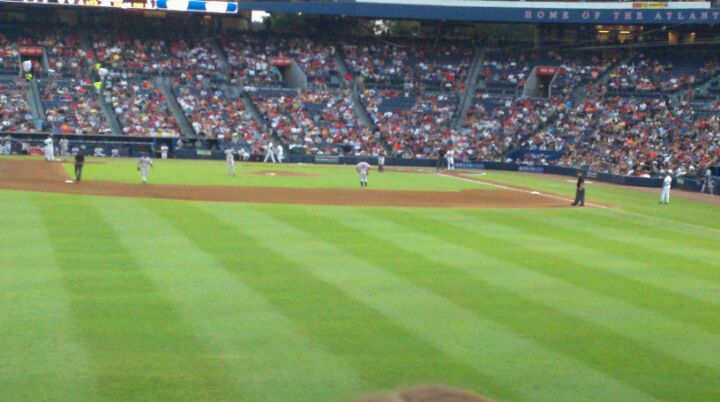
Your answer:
[443,173,720,234]
[613,210,720,235]
[439,173,610,209]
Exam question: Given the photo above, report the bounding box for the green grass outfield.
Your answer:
[2,158,720,401]
[59,157,483,191]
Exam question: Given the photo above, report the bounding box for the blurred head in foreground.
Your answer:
[355,385,493,402]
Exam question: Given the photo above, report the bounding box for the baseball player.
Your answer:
[239,147,250,161]
[137,153,153,184]
[446,148,455,171]
[356,160,371,189]
[44,135,54,161]
[276,144,284,163]
[160,144,169,160]
[224,148,236,176]
[74,151,85,182]
[264,142,276,163]
[1,134,11,154]
[58,137,69,161]
[571,172,585,206]
[659,170,672,204]
[378,152,385,173]
[436,148,445,170]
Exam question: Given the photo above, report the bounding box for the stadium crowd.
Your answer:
[251,88,375,154]
[40,79,109,135]
[520,97,720,176]
[0,78,33,132]
[344,40,471,90]
[104,78,178,136]
[0,28,715,176]
[175,79,260,142]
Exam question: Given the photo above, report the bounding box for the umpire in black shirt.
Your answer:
[572,172,585,206]
[74,152,85,182]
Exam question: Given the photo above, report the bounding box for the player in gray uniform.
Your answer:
[224,148,236,176]
[276,144,284,163]
[446,148,456,171]
[2,134,13,154]
[137,153,153,184]
[44,136,54,161]
[58,137,69,161]
[264,142,276,163]
[356,160,371,189]
[659,170,672,204]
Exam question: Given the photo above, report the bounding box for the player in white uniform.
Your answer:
[276,144,284,163]
[224,148,236,176]
[659,170,672,204]
[264,142,276,163]
[239,148,250,161]
[58,137,69,161]
[2,135,12,154]
[160,145,169,159]
[356,161,371,189]
[44,136,54,161]
[137,154,153,184]
[446,149,455,171]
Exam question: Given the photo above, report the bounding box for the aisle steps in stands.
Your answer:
[453,48,484,130]
[97,85,124,137]
[207,37,231,81]
[351,81,377,132]
[158,77,195,138]
[26,79,45,130]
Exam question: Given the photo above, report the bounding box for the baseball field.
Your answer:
[1,156,719,402]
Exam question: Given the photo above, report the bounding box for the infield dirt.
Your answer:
[0,159,569,208]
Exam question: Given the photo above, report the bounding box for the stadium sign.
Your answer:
[18,46,43,57]
[237,0,718,24]
[0,0,238,14]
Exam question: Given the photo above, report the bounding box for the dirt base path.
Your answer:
[0,159,568,208]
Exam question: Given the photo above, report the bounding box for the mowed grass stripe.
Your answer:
[248,205,656,402]
[563,209,720,269]
[0,191,96,401]
[348,208,719,401]
[96,197,367,402]
[148,202,496,402]
[583,208,720,251]
[524,212,720,303]
[467,210,720,330]
[479,170,720,231]
[432,209,720,370]
[33,194,241,401]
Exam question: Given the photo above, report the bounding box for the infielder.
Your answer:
[264,142,276,163]
[660,170,672,204]
[58,137,69,161]
[137,153,153,184]
[74,152,85,182]
[446,148,455,171]
[357,160,371,189]
[44,135,54,161]
[276,144,284,163]
[224,148,236,176]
